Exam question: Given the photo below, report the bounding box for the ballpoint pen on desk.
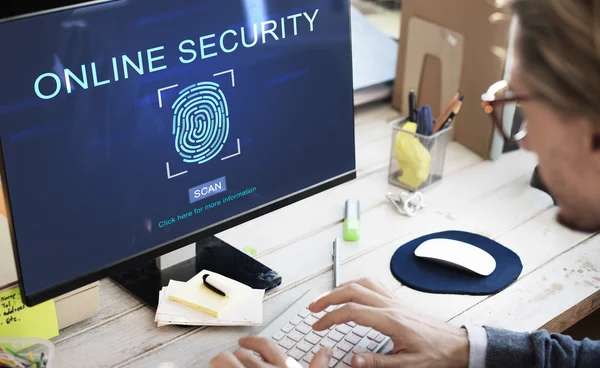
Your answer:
[332,237,340,289]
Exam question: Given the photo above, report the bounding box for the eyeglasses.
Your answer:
[481,80,530,142]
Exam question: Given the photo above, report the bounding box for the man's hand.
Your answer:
[308,278,470,368]
[209,336,333,368]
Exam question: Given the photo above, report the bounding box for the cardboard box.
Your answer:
[393,0,512,159]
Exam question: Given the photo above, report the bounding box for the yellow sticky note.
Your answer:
[0,286,59,339]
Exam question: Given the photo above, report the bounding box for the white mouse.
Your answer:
[414,238,496,276]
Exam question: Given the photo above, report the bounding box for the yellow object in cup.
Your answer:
[394,122,431,188]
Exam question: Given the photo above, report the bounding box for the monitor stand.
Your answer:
[110,236,281,309]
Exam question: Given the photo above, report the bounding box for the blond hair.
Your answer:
[510,0,600,121]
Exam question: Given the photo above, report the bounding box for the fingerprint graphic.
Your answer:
[172,81,230,164]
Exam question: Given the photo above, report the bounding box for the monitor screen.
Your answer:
[0,0,355,304]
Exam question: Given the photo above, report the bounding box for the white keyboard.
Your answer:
[258,290,391,367]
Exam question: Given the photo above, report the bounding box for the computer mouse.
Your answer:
[414,238,496,276]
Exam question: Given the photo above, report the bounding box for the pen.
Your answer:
[332,237,340,289]
[408,89,417,122]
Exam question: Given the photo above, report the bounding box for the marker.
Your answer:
[408,89,417,122]
[202,274,231,297]
[343,200,360,242]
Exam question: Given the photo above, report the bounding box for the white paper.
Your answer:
[155,280,264,327]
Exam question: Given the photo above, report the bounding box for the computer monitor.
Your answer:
[0,0,356,307]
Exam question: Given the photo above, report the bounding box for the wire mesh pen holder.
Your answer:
[388,117,452,191]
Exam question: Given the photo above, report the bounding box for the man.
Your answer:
[211,0,600,366]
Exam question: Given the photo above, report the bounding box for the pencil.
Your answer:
[433,92,460,133]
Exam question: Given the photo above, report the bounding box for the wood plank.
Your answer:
[218,140,480,258]
[55,279,142,343]
[450,234,600,333]
[256,152,540,292]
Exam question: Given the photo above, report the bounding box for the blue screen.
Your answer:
[0,0,355,296]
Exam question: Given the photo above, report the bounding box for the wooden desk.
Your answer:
[52,102,600,367]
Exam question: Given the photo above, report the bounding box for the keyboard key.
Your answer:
[279,337,295,350]
[312,345,322,354]
[320,338,337,348]
[282,324,295,333]
[325,305,337,313]
[300,361,310,368]
[367,331,379,340]
[336,324,352,335]
[367,341,379,351]
[337,341,353,353]
[343,353,354,365]
[332,348,346,360]
[335,362,351,368]
[352,326,371,337]
[296,323,312,334]
[304,352,315,362]
[345,334,361,345]
[304,316,319,326]
[297,340,314,353]
[299,309,311,318]
[328,330,345,342]
[288,330,304,342]
[291,316,303,325]
[272,331,286,341]
[277,344,288,354]
[305,333,321,345]
[329,325,336,330]
[329,358,339,367]
[288,348,305,360]
[346,321,357,328]
[312,311,326,319]
[314,329,329,337]
[375,334,385,343]
[352,346,368,354]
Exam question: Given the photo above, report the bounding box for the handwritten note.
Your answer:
[0,286,59,339]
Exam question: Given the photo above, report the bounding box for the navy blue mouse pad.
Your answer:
[390,230,523,295]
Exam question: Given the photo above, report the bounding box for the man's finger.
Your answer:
[209,352,244,368]
[233,349,269,368]
[338,278,395,299]
[312,303,390,332]
[309,347,333,368]
[308,283,390,313]
[352,352,402,368]
[239,336,287,366]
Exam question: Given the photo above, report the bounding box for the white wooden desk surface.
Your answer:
[52,102,600,367]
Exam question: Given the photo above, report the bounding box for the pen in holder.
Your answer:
[388,117,452,191]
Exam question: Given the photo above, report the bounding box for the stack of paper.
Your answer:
[155,270,264,327]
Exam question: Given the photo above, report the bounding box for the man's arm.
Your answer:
[467,325,600,367]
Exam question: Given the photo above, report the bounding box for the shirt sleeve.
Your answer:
[462,324,488,368]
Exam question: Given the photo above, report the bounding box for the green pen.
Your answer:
[343,200,360,242]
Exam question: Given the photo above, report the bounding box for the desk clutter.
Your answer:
[155,270,264,327]
[0,337,54,368]
[388,90,463,191]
